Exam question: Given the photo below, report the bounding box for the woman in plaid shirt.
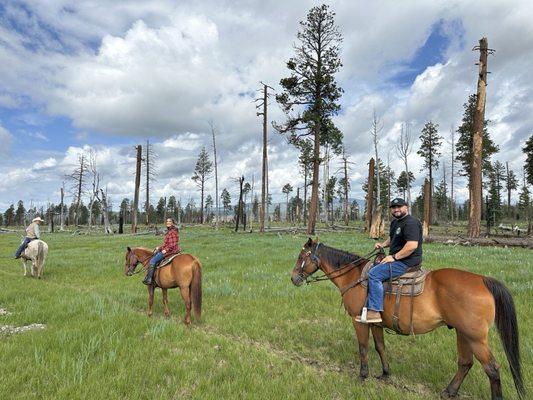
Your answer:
[143,218,181,285]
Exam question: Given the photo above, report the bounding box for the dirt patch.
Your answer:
[0,323,46,334]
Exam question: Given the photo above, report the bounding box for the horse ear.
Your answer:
[127,246,131,252]
[306,237,313,246]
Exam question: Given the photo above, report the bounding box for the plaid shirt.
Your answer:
[162,228,180,254]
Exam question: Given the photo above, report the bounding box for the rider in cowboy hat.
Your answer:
[15,216,44,259]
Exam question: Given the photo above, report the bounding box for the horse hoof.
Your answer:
[375,374,390,382]
[440,389,457,399]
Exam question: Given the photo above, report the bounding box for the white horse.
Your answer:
[21,239,49,278]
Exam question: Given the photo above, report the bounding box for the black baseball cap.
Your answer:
[389,198,407,207]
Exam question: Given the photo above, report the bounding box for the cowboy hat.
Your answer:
[32,216,44,223]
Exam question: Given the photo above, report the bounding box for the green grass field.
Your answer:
[0,227,531,399]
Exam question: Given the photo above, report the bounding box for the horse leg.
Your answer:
[147,285,155,317]
[178,286,192,325]
[470,340,502,400]
[31,261,37,277]
[22,260,28,277]
[352,318,370,380]
[370,325,390,380]
[162,289,170,318]
[441,331,473,399]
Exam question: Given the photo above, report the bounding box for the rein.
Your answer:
[304,246,380,285]
[129,252,153,275]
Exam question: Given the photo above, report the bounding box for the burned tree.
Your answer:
[144,140,157,225]
[209,121,220,229]
[132,145,142,233]
[66,154,87,227]
[396,122,414,206]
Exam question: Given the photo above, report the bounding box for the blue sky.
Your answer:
[0,0,532,211]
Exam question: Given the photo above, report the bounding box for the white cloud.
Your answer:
[32,157,57,170]
[0,0,532,208]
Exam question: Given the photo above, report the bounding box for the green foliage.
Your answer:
[487,161,506,226]
[396,171,415,199]
[3,203,14,226]
[221,188,231,215]
[434,178,449,221]
[417,121,442,177]
[275,3,344,166]
[523,134,533,186]
[455,94,499,178]
[15,200,25,226]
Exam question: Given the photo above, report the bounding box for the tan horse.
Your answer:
[291,239,524,400]
[125,247,202,325]
[21,239,48,279]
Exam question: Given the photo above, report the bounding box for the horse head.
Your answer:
[124,247,140,276]
[291,238,321,286]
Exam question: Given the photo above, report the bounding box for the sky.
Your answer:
[0,0,532,211]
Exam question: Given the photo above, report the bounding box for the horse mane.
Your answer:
[316,243,363,269]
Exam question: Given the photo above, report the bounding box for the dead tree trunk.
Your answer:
[307,123,321,235]
[469,37,491,238]
[100,189,112,234]
[210,122,220,230]
[257,84,271,233]
[423,178,431,238]
[60,184,65,231]
[132,145,142,233]
[365,158,375,233]
[235,176,244,232]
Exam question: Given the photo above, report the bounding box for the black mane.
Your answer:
[315,243,363,269]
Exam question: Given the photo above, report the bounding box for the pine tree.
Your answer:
[505,163,519,216]
[15,200,25,225]
[3,204,15,226]
[282,183,293,221]
[396,171,415,200]
[523,134,533,186]
[191,147,213,224]
[418,121,442,224]
[487,161,506,227]
[456,94,499,179]
[221,188,231,216]
[275,4,343,234]
[156,197,166,223]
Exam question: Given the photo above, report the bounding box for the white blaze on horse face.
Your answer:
[300,260,306,271]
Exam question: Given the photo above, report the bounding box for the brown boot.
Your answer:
[355,310,382,324]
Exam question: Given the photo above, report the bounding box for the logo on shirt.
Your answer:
[396,227,401,235]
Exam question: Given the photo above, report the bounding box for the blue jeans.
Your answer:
[15,237,33,258]
[367,261,408,312]
[149,251,164,267]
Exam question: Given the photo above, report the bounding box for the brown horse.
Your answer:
[291,239,524,400]
[125,247,202,325]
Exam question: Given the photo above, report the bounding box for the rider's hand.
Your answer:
[162,249,166,255]
[381,255,395,263]
[374,243,384,250]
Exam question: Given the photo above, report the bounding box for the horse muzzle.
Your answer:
[291,272,305,287]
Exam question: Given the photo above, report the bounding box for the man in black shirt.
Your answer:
[356,197,423,324]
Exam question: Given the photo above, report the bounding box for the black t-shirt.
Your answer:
[389,214,423,268]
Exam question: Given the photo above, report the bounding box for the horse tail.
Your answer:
[191,258,202,321]
[36,241,44,270]
[483,276,525,399]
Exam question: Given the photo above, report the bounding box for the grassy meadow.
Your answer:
[0,226,531,399]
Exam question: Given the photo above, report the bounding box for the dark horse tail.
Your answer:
[483,277,525,399]
[37,241,44,269]
[191,258,202,321]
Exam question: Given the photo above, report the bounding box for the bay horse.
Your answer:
[291,239,524,400]
[124,247,202,325]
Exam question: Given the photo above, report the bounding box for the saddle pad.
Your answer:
[157,252,181,268]
[360,261,428,296]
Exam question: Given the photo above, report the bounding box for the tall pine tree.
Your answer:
[417,121,442,224]
[275,4,343,234]
[523,134,533,186]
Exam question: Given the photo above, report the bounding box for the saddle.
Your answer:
[360,261,429,335]
[156,252,181,269]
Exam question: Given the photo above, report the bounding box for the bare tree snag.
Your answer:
[370,204,383,239]
[423,178,431,238]
[60,183,65,231]
[67,154,87,227]
[235,176,245,232]
[209,121,220,229]
[469,37,493,238]
[100,188,112,234]
[132,145,142,233]
[365,158,375,233]
[396,123,413,206]
[256,83,272,233]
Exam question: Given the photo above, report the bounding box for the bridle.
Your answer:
[297,243,383,288]
[126,249,153,275]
